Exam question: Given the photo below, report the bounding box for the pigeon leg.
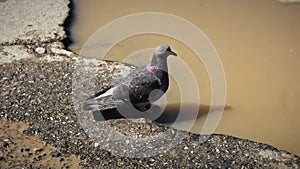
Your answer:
[145,103,154,116]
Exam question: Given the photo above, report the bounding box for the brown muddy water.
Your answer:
[69,0,300,155]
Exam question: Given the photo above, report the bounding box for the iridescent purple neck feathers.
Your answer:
[146,65,163,78]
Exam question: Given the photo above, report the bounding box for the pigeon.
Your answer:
[83,44,177,113]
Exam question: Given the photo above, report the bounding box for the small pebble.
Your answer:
[94,142,99,148]
[35,47,46,54]
[33,148,43,153]
[51,151,61,157]
[23,127,38,135]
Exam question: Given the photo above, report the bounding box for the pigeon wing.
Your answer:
[112,66,162,104]
[82,66,161,111]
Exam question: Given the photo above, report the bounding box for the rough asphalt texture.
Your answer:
[0,0,299,168]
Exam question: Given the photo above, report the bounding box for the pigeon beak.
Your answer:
[170,51,177,57]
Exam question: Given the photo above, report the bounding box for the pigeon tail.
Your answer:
[81,86,122,111]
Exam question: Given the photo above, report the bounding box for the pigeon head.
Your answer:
[151,44,177,70]
[154,44,177,57]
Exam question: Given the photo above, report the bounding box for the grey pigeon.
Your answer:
[83,44,177,112]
